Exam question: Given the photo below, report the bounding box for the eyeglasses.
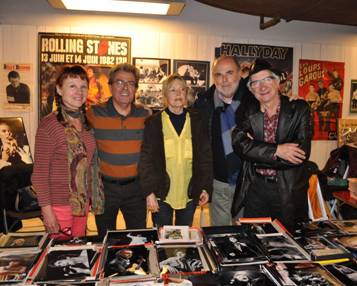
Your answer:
[113,79,136,89]
[247,75,277,89]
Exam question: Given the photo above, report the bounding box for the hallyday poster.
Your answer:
[298,59,344,140]
[38,32,131,119]
[215,43,294,98]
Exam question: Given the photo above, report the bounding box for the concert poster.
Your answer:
[38,32,131,119]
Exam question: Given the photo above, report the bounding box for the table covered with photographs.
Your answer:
[1,219,357,285]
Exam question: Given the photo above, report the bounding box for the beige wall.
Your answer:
[1,0,357,169]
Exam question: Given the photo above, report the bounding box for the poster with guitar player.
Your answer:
[298,59,344,140]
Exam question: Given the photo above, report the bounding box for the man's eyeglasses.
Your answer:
[247,75,277,89]
[113,79,136,89]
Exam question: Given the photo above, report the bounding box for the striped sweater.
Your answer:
[31,113,96,207]
[86,98,149,179]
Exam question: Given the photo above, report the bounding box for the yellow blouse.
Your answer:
[162,111,193,209]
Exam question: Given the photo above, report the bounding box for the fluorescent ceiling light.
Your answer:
[48,0,185,15]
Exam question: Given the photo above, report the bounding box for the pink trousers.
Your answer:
[51,204,89,239]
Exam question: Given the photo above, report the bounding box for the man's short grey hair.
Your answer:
[108,63,140,87]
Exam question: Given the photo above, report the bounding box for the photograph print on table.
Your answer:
[332,219,357,234]
[257,233,309,263]
[0,250,40,283]
[157,245,209,274]
[206,232,268,266]
[34,247,97,283]
[102,244,158,281]
[295,235,351,261]
[324,261,357,286]
[265,262,344,286]
[219,265,276,286]
[173,59,210,106]
[105,229,158,247]
[0,232,47,250]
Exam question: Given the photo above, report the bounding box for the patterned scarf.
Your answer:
[214,91,241,185]
[61,108,104,216]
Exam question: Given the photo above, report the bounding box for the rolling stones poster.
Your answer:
[298,59,345,140]
[215,43,293,97]
[38,32,131,119]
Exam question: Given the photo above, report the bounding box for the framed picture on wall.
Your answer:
[350,80,357,113]
[0,117,33,170]
[337,118,357,148]
[1,63,33,111]
[173,59,210,106]
[133,57,170,110]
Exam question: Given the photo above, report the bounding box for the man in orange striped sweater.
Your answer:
[87,63,150,237]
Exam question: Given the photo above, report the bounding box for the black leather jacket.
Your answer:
[231,95,313,228]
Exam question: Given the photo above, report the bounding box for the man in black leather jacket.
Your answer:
[231,59,313,231]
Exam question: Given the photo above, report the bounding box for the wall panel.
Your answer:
[0,18,356,169]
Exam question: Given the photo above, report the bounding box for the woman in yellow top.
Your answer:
[139,74,213,227]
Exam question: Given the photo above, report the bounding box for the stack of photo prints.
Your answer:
[1,219,357,285]
[0,231,47,284]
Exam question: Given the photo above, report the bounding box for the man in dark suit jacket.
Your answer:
[231,59,313,231]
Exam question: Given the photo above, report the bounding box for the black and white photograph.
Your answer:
[1,63,32,110]
[133,57,170,110]
[238,219,282,235]
[0,117,33,170]
[34,248,96,283]
[267,262,344,286]
[103,245,152,278]
[105,229,158,247]
[0,250,40,282]
[173,59,210,103]
[207,233,267,266]
[219,265,276,286]
[157,246,207,274]
[135,83,163,109]
[162,225,189,241]
[299,220,347,237]
[257,234,309,263]
[324,261,357,286]
[296,235,351,261]
[331,235,357,258]
[133,57,170,84]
